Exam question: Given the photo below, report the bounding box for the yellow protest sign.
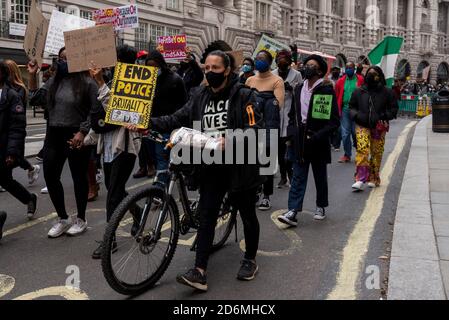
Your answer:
[105,63,158,129]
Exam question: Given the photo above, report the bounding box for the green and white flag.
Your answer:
[368,36,404,88]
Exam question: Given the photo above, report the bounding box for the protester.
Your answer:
[356,63,364,76]
[246,50,285,210]
[0,59,38,221]
[177,52,204,95]
[136,50,148,65]
[146,50,188,185]
[273,50,303,188]
[349,66,398,191]
[329,66,341,86]
[278,55,340,227]
[335,61,364,163]
[145,50,264,291]
[88,44,143,259]
[239,57,255,84]
[4,59,41,185]
[28,47,100,238]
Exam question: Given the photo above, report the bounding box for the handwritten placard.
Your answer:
[24,1,49,66]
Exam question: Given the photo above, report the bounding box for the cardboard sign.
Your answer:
[312,95,333,120]
[64,24,117,73]
[105,63,158,129]
[157,34,187,61]
[24,1,49,67]
[226,50,244,68]
[45,10,95,55]
[93,5,139,31]
[253,34,290,69]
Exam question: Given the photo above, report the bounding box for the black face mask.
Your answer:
[180,61,189,70]
[278,63,290,73]
[332,72,340,79]
[304,66,319,80]
[56,60,69,78]
[366,73,380,88]
[206,71,226,89]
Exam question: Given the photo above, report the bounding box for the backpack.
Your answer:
[90,81,120,134]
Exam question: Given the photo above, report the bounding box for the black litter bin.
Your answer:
[432,88,449,133]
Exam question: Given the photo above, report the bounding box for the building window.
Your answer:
[167,0,180,10]
[149,23,180,50]
[281,8,291,36]
[80,10,93,20]
[135,22,149,51]
[10,0,31,24]
[255,1,271,29]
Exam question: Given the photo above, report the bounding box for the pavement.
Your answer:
[388,115,449,300]
[0,119,417,300]
[25,110,46,158]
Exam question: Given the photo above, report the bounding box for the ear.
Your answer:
[224,66,231,77]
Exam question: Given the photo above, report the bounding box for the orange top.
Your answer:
[246,72,285,108]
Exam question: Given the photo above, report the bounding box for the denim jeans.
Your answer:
[341,109,356,158]
[149,133,170,186]
[288,160,329,212]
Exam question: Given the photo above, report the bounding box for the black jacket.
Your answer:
[151,77,265,192]
[349,84,399,129]
[177,60,204,95]
[288,80,340,164]
[0,84,26,163]
[152,70,188,118]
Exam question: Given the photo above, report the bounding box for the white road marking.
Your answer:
[13,286,89,300]
[327,122,416,300]
[0,274,15,299]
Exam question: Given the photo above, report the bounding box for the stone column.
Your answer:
[406,0,415,49]
[343,0,355,42]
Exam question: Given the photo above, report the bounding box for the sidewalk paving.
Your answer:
[388,115,449,300]
[25,109,45,158]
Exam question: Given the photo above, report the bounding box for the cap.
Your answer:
[137,50,148,59]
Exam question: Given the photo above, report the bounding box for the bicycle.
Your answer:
[101,131,238,295]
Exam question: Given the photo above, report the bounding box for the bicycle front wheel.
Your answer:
[211,195,237,252]
[101,186,179,296]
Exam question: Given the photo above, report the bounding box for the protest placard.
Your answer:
[24,1,49,66]
[157,34,187,61]
[253,34,290,69]
[105,63,158,129]
[64,24,117,73]
[93,5,139,31]
[45,10,95,55]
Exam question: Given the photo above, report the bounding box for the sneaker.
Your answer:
[176,268,208,292]
[338,155,351,163]
[334,148,341,152]
[277,178,288,189]
[133,168,148,179]
[41,187,48,194]
[352,181,366,192]
[314,207,327,221]
[0,211,7,241]
[367,182,377,188]
[28,165,40,185]
[0,186,6,192]
[66,218,88,236]
[27,193,38,220]
[96,170,103,184]
[92,240,118,260]
[48,218,72,238]
[258,198,271,211]
[237,259,259,281]
[35,156,43,162]
[278,210,298,227]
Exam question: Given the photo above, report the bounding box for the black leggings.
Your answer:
[195,166,260,270]
[43,127,90,221]
[103,152,136,222]
[0,163,32,205]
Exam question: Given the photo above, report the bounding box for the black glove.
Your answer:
[284,82,293,92]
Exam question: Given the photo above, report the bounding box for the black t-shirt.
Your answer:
[202,86,231,138]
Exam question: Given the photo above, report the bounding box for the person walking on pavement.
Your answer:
[246,50,285,211]
[145,50,264,291]
[350,66,398,191]
[28,47,100,238]
[88,44,143,259]
[177,52,204,95]
[239,57,255,84]
[278,55,340,227]
[0,60,38,222]
[273,50,303,189]
[335,61,364,163]
[4,59,41,185]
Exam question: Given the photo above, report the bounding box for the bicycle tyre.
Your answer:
[211,208,237,252]
[101,186,179,296]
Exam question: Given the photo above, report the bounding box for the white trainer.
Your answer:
[367,182,377,188]
[48,218,72,238]
[28,165,41,185]
[66,218,87,236]
[41,187,48,194]
[352,181,366,192]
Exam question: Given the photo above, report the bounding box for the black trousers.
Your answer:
[43,127,90,221]
[262,146,274,197]
[103,152,136,222]
[18,158,33,171]
[278,137,293,181]
[195,166,260,270]
[0,162,32,205]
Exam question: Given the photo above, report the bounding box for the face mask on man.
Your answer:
[345,68,355,78]
[206,71,227,89]
[241,65,253,74]
[255,59,270,73]
[278,63,290,73]
[303,66,319,80]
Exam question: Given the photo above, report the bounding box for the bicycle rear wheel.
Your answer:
[101,186,179,295]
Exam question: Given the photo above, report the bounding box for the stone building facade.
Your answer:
[1,0,449,82]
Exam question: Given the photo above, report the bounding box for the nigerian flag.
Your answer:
[368,36,404,88]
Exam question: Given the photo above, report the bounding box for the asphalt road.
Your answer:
[0,118,415,300]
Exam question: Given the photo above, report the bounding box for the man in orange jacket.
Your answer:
[334,61,364,163]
